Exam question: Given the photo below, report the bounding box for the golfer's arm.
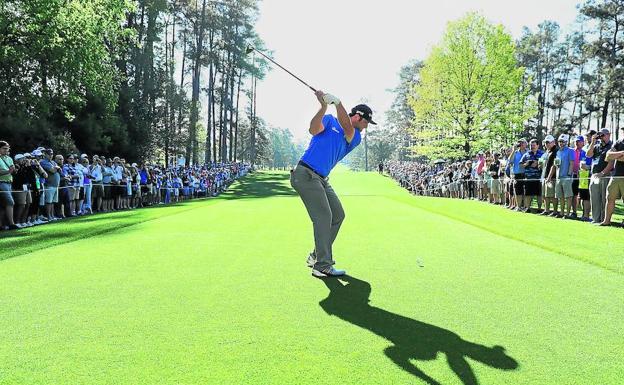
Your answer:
[309,106,327,135]
[336,103,355,142]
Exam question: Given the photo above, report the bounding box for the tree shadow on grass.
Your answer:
[220,172,296,200]
[319,276,519,385]
[0,203,203,261]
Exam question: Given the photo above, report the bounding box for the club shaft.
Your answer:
[250,46,316,92]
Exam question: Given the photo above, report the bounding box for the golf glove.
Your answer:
[322,93,340,105]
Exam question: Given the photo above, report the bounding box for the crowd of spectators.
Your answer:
[0,140,251,231]
[385,127,624,226]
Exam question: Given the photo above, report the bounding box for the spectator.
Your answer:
[25,152,48,225]
[520,139,543,213]
[508,139,528,210]
[39,149,61,221]
[62,154,79,216]
[587,128,614,224]
[90,156,104,212]
[55,154,70,218]
[578,155,592,221]
[78,155,91,214]
[0,140,19,230]
[489,152,502,205]
[570,135,586,218]
[102,157,114,212]
[601,129,624,226]
[553,134,575,218]
[540,135,558,216]
[11,154,33,227]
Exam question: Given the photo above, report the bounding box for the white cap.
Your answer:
[80,153,88,158]
[543,135,555,143]
[32,149,43,156]
[558,134,570,142]
[14,154,25,161]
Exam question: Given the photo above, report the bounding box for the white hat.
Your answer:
[14,154,25,161]
[32,149,43,156]
[80,153,88,158]
[558,134,570,142]
[132,163,138,167]
[543,135,555,143]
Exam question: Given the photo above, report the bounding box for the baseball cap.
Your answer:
[350,104,377,125]
[14,154,25,161]
[575,135,585,142]
[32,149,43,156]
[599,128,610,135]
[80,153,88,159]
[23,152,32,158]
[558,134,570,142]
[543,135,555,143]
[517,138,528,144]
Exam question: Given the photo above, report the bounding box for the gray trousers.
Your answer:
[590,176,609,223]
[290,165,345,270]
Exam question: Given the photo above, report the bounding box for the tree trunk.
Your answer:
[186,0,208,166]
[233,73,242,162]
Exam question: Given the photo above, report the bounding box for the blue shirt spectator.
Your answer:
[556,146,575,179]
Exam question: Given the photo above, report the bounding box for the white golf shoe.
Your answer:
[311,267,346,278]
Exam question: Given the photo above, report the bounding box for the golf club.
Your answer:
[246,44,317,93]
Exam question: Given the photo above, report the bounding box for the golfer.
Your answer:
[290,90,376,278]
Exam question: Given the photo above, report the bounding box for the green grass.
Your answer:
[0,169,622,385]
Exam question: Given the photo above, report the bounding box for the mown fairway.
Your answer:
[1,169,622,385]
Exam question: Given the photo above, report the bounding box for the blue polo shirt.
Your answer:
[556,146,575,179]
[520,149,544,179]
[300,114,362,177]
[512,150,527,174]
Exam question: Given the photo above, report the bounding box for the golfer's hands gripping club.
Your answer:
[322,93,341,106]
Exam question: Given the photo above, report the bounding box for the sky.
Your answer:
[254,0,582,143]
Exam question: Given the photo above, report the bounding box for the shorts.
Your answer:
[524,179,541,196]
[579,189,590,201]
[572,176,579,196]
[112,184,123,197]
[607,177,624,200]
[0,182,15,206]
[491,179,502,194]
[39,189,45,206]
[92,184,104,199]
[13,190,32,205]
[104,185,112,199]
[542,180,556,198]
[555,178,573,199]
[65,186,75,201]
[45,186,59,204]
[513,174,526,195]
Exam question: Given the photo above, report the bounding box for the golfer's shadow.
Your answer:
[319,276,518,385]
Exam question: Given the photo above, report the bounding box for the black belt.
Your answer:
[298,161,326,179]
